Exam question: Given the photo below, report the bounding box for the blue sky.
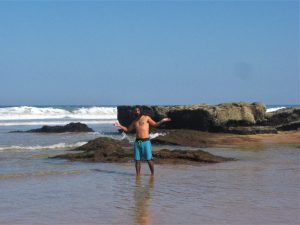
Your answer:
[0,1,299,105]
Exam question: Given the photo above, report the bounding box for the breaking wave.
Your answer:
[266,107,286,113]
[0,142,87,152]
[0,106,117,120]
[0,120,115,126]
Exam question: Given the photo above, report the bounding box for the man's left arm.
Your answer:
[148,116,171,127]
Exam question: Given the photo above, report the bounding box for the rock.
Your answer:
[63,137,133,162]
[118,103,300,133]
[153,149,230,164]
[167,102,266,131]
[151,129,260,147]
[263,107,300,126]
[53,137,232,163]
[276,121,300,131]
[74,136,131,151]
[151,130,212,147]
[12,122,94,133]
[117,102,266,132]
[257,107,300,131]
[225,126,277,135]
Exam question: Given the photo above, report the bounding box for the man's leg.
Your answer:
[147,160,154,175]
[144,140,154,175]
[135,160,141,176]
[134,141,141,176]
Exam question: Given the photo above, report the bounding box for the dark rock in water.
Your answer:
[53,137,232,163]
[74,136,131,151]
[153,149,228,163]
[225,126,278,135]
[60,137,133,162]
[117,102,266,132]
[276,121,300,131]
[12,122,94,133]
[263,107,300,126]
[256,107,300,131]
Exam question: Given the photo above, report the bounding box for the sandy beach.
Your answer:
[153,130,300,148]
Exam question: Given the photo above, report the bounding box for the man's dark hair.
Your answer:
[133,105,143,115]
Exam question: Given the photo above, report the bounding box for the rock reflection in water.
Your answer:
[134,176,154,225]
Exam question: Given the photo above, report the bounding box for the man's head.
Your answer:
[133,107,142,118]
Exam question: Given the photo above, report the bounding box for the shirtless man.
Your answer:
[114,107,171,176]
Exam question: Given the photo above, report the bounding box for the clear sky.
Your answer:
[0,1,299,106]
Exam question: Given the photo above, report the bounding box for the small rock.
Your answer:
[11,122,94,133]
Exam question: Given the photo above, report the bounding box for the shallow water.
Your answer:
[0,144,299,225]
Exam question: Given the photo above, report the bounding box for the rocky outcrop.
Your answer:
[167,102,268,133]
[118,102,266,132]
[117,103,300,134]
[276,121,300,131]
[255,107,300,131]
[12,122,94,133]
[262,107,300,130]
[53,137,232,163]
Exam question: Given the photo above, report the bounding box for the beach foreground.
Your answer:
[1,140,299,225]
[0,106,299,225]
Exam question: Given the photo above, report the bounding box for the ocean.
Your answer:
[0,105,299,225]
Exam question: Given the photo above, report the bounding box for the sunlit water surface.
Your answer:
[0,144,299,225]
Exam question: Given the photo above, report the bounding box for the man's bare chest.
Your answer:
[134,118,148,128]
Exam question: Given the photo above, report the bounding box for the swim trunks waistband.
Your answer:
[135,138,150,142]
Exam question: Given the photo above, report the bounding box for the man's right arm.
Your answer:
[114,121,134,133]
[148,117,171,127]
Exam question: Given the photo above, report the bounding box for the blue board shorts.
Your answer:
[134,138,153,161]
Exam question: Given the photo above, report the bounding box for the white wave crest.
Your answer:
[0,120,116,126]
[0,106,117,120]
[266,107,286,113]
[149,132,166,139]
[0,142,87,152]
[118,132,166,143]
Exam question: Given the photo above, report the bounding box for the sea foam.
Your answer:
[266,107,286,113]
[0,106,117,120]
[0,120,115,126]
[0,141,87,152]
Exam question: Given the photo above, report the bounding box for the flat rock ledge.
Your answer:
[11,122,94,133]
[152,129,300,147]
[52,137,232,164]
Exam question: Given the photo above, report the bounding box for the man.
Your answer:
[114,107,171,176]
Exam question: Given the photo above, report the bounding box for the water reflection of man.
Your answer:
[134,176,154,225]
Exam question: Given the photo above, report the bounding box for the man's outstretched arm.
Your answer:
[114,121,134,133]
[147,117,171,127]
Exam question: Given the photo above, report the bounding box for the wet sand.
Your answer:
[153,130,300,148]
